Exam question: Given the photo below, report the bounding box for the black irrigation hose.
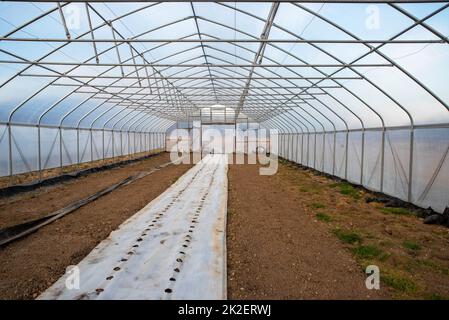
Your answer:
[0,160,172,247]
[0,152,163,198]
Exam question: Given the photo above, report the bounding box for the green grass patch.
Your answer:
[334,182,361,200]
[403,240,422,251]
[380,207,413,216]
[333,229,362,244]
[311,202,326,209]
[352,245,383,259]
[316,212,332,222]
[382,274,418,293]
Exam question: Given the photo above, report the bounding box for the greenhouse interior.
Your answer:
[0,0,448,302]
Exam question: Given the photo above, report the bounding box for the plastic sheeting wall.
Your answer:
[0,124,166,178]
[277,127,449,213]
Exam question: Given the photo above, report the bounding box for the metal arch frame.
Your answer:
[0,43,412,121]
[68,102,170,173]
[178,3,434,124]
[4,1,448,3]
[72,15,198,115]
[178,40,344,170]
[169,45,333,128]
[268,113,298,159]
[209,5,382,127]
[0,7,424,129]
[0,34,372,134]
[0,2,159,91]
[287,2,446,193]
[235,2,280,117]
[287,2,449,113]
[206,3,434,195]
[275,112,303,161]
[35,51,176,171]
[217,1,449,115]
[6,38,443,44]
[1,46,178,126]
[96,109,153,158]
[213,1,446,199]
[28,37,350,180]
[0,8,197,178]
[281,2,447,197]
[1,5,197,124]
[232,14,383,183]
[157,21,374,154]
[79,3,422,174]
[52,35,190,129]
[0,1,447,203]
[121,0,442,192]
[190,2,219,104]
[186,36,362,127]
[288,111,314,165]
[1,2,446,122]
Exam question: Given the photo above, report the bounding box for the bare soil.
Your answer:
[227,158,449,300]
[0,152,166,228]
[1,153,448,300]
[0,152,192,299]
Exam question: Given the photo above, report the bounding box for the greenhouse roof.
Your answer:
[0,0,448,132]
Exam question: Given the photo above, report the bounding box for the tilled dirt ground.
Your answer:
[0,152,192,299]
[0,152,172,228]
[227,159,386,299]
[1,153,448,300]
[227,158,449,300]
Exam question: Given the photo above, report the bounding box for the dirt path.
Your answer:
[0,153,192,299]
[227,160,387,299]
[228,158,449,300]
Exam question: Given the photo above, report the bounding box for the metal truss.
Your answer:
[0,0,448,196]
